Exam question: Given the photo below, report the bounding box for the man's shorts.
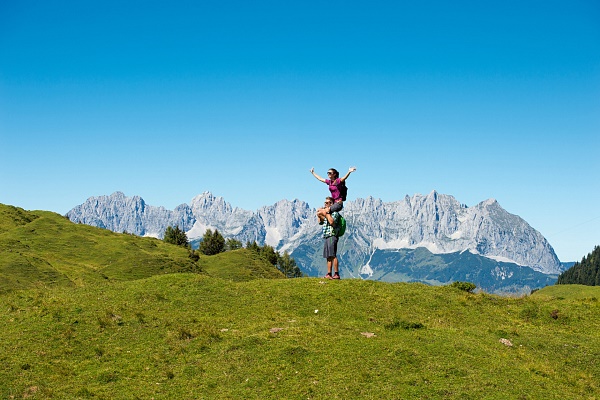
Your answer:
[323,236,338,259]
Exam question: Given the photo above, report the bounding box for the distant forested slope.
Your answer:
[557,245,600,286]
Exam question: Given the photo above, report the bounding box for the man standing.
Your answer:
[319,196,341,280]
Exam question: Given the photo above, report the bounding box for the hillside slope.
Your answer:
[557,245,600,285]
[200,249,285,282]
[0,276,598,399]
[0,204,285,292]
[0,204,202,291]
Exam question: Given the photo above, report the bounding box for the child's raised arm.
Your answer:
[340,166,357,182]
[310,167,327,183]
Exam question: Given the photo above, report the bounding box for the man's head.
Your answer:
[324,197,334,207]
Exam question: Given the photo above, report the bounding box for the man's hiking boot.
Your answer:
[323,274,333,280]
[332,274,341,280]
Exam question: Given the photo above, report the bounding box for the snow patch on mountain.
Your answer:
[186,221,216,239]
[448,231,464,240]
[360,250,376,278]
[487,254,524,266]
[264,226,282,247]
[143,232,161,239]
[372,238,411,249]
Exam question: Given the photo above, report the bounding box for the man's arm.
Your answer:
[325,212,336,226]
[318,213,325,224]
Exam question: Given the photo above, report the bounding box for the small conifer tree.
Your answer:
[225,238,243,251]
[163,225,188,247]
[199,229,225,255]
[277,251,303,278]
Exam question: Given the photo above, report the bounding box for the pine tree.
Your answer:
[163,225,188,247]
[243,241,303,278]
[225,238,243,251]
[260,244,278,266]
[277,251,303,278]
[199,229,225,255]
[245,241,261,253]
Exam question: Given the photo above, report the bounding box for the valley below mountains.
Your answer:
[67,191,564,294]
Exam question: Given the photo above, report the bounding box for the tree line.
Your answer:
[557,245,600,286]
[163,225,303,278]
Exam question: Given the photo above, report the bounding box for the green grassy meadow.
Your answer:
[2,276,600,399]
[1,204,599,399]
[0,204,202,292]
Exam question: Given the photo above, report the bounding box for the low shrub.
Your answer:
[450,281,477,293]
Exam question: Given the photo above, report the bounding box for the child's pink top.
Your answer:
[325,179,342,202]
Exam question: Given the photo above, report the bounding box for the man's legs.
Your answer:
[327,257,334,275]
[323,237,339,279]
[332,256,340,278]
[331,235,339,277]
[332,256,338,274]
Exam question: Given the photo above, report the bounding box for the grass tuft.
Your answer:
[384,319,425,330]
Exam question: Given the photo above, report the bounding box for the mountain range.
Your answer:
[67,191,563,294]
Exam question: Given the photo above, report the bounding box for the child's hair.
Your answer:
[327,168,339,179]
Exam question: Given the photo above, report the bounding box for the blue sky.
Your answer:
[1,1,599,262]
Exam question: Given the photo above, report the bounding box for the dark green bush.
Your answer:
[450,281,477,293]
[163,225,189,247]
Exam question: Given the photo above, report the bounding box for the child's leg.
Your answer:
[329,201,343,213]
[317,207,328,219]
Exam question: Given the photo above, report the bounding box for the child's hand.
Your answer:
[349,166,357,172]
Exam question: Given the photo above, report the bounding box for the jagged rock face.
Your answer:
[67,192,194,237]
[257,199,314,248]
[186,192,256,241]
[67,190,563,275]
[338,193,560,273]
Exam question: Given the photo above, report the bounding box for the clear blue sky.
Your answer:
[1,1,599,262]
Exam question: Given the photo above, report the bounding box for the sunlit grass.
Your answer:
[1,276,599,399]
[1,203,599,398]
[0,205,201,292]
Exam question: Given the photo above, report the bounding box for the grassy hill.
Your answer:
[0,204,204,291]
[199,249,286,282]
[1,275,599,399]
[1,203,599,398]
[0,204,283,292]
